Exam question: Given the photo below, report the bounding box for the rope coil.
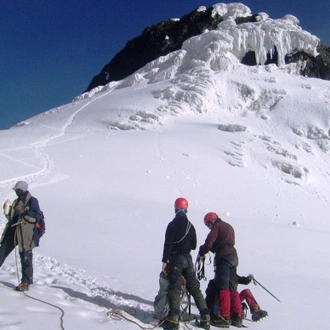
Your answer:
[195,254,211,281]
[107,308,159,329]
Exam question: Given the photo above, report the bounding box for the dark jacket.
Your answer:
[199,218,237,257]
[162,211,197,263]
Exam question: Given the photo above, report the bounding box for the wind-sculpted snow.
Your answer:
[186,3,320,68]
[211,2,252,19]
[272,161,310,182]
[71,1,321,145]
[217,13,319,67]
[218,124,247,133]
[60,53,330,186]
[153,67,220,115]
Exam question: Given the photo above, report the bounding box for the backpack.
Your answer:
[24,194,46,247]
[33,210,46,246]
[153,272,191,320]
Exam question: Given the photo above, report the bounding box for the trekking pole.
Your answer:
[253,278,281,303]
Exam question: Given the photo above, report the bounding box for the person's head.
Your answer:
[204,212,218,229]
[12,181,28,197]
[174,197,188,214]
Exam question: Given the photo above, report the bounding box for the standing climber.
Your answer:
[161,197,210,330]
[0,181,42,291]
[198,212,241,328]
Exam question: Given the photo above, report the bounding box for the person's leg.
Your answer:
[19,250,33,284]
[229,265,242,326]
[240,288,268,321]
[214,258,231,319]
[166,254,184,322]
[239,288,248,302]
[183,255,209,329]
[230,290,243,327]
[205,280,218,313]
[240,288,259,313]
[230,290,242,316]
[184,255,208,314]
[219,289,231,318]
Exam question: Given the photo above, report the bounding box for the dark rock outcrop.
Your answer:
[85,6,330,92]
[286,44,330,80]
[85,6,224,91]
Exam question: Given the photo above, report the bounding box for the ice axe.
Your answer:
[253,278,281,303]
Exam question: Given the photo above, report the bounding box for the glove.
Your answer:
[14,205,24,215]
[197,254,205,262]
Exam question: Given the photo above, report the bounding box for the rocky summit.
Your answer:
[85,4,330,92]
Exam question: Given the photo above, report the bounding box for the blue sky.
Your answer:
[1,0,329,130]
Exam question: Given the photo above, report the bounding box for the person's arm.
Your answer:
[191,225,197,250]
[198,226,218,257]
[162,224,174,263]
[237,274,254,285]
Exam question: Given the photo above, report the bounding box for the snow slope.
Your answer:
[0,3,330,330]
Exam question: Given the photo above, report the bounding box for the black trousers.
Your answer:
[19,250,33,284]
[214,254,239,291]
[167,253,208,319]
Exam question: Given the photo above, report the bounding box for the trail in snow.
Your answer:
[0,87,151,327]
[0,86,116,193]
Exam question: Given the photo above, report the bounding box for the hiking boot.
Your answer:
[210,315,230,328]
[199,314,210,330]
[15,282,29,292]
[160,318,179,330]
[252,309,268,322]
[231,313,243,328]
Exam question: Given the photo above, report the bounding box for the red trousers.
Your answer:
[219,289,242,319]
[239,288,260,313]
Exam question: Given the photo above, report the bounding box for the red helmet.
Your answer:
[174,197,188,209]
[204,212,218,226]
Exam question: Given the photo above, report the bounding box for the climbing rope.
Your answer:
[14,247,66,330]
[107,308,161,329]
[106,282,196,330]
[195,253,211,281]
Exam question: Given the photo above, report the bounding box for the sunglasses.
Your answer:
[206,216,218,229]
[206,222,214,229]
